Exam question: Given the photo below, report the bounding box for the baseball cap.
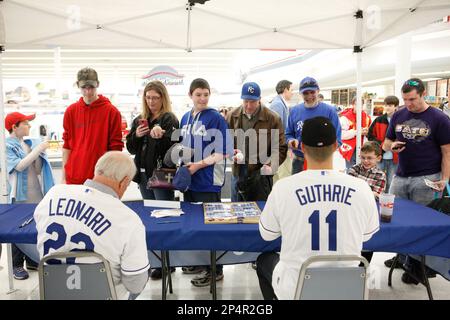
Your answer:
[5,112,36,131]
[241,82,261,100]
[163,143,194,168]
[173,166,191,192]
[301,116,336,147]
[299,77,319,93]
[77,67,99,88]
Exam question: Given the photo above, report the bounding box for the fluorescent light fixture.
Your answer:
[413,71,450,76]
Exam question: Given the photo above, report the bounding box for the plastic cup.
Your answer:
[379,193,395,223]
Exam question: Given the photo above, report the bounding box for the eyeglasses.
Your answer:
[360,156,378,161]
[302,91,316,95]
[146,96,161,101]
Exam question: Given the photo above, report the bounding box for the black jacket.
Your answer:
[126,112,179,183]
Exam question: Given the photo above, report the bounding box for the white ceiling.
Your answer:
[1,1,449,93]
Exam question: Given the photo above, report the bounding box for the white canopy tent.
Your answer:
[0,0,449,292]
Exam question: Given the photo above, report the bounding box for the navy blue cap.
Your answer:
[173,166,191,192]
[299,77,319,93]
[241,82,261,100]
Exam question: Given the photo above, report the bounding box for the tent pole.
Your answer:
[354,10,363,165]
[186,3,193,52]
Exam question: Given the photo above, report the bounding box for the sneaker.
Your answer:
[384,257,402,269]
[26,262,39,271]
[191,272,224,287]
[13,267,29,280]
[149,267,175,280]
[192,270,209,281]
[401,272,419,285]
[182,266,205,274]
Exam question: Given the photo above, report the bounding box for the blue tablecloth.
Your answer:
[1,199,449,258]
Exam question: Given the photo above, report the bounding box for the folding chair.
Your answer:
[39,251,117,300]
[294,255,369,300]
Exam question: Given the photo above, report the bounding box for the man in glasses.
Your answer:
[285,77,342,174]
[62,67,124,184]
[382,77,450,284]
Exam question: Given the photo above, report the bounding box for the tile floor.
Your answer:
[0,248,448,300]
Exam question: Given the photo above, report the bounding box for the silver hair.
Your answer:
[94,151,136,182]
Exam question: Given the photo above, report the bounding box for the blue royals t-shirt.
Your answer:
[386,106,450,177]
[179,108,233,193]
[285,102,342,157]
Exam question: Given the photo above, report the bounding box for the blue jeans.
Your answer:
[138,172,174,200]
[14,243,40,267]
[183,191,221,203]
[378,159,398,193]
[292,157,304,175]
[182,190,223,274]
[390,172,441,206]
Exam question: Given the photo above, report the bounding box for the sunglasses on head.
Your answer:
[406,80,419,87]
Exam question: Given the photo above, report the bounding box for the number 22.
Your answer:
[43,222,94,264]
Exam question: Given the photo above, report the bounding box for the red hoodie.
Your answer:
[63,95,124,184]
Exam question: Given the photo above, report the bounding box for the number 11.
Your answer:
[308,210,337,251]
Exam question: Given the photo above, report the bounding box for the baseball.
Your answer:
[235,152,244,162]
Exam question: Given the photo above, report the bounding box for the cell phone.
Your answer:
[424,179,440,191]
[392,142,405,150]
[138,119,148,128]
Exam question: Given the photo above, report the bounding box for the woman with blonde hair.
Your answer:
[126,81,179,279]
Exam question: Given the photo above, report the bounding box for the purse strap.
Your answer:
[156,157,163,170]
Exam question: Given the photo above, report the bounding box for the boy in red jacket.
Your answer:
[62,67,124,184]
[367,95,399,192]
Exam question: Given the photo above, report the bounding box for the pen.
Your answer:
[19,217,34,228]
[156,221,180,224]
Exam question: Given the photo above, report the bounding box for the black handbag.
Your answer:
[147,159,177,190]
[426,183,450,216]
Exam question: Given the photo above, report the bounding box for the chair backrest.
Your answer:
[294,255,369,300]
[39,251,117,300]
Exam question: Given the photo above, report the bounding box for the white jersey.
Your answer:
[259,170,379,300]
[34,184,150,298]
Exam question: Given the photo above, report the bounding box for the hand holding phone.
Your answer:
[391,141,406,152]
[424,179,441,191]
[137,119,150,138]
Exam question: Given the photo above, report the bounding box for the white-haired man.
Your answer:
[34,151,150,299]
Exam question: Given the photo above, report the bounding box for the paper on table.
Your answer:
[151,209,185,218]
[144,199,181,209]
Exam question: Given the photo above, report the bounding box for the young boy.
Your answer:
[347,141,386,200]
[178,78,233,287]
[368,95,399,192]
[5,112,54,280]
[346,141,386,264]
